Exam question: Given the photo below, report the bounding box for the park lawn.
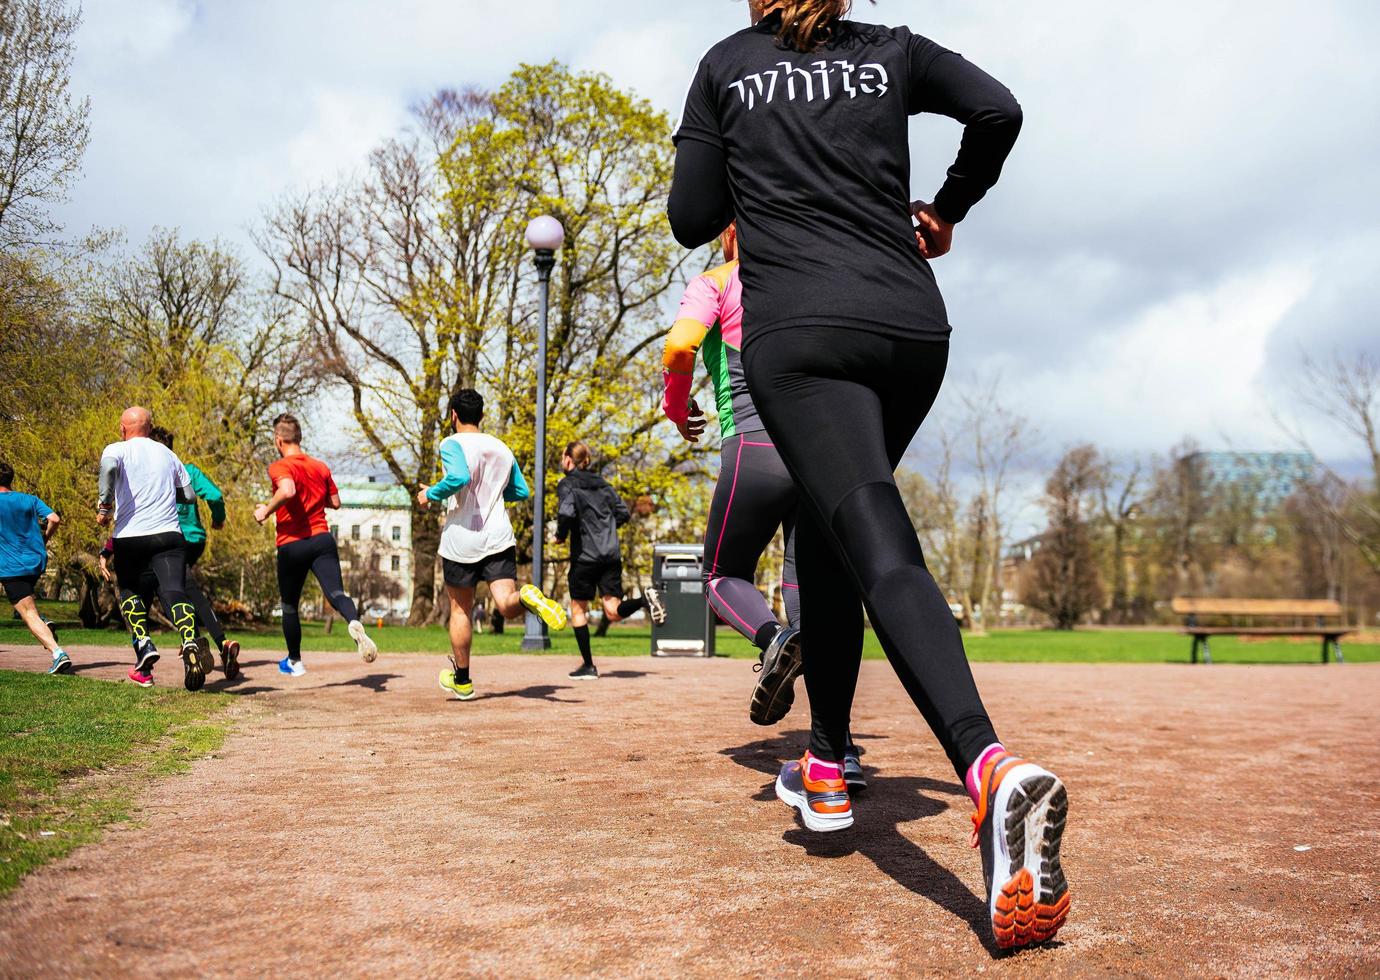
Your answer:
[3,622,1376,664]
[0,670,234,895]
[5,598,81,626]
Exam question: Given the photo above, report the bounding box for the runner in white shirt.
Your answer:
[417,390,567,701]
[96,406,207,691]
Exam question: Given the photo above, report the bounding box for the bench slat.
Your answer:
[1181,627,1356,637]
[1170,597,1344,618]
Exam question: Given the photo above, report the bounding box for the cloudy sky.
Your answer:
[60,0,1380,485]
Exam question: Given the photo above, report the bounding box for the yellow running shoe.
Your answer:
[438,664,476,701]
[519,584,568,631]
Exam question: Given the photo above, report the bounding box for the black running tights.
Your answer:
[113,531,197,656]
[277,533,359,660]
[742,327,998,779]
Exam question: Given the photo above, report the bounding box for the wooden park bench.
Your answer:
[1170,597,1354,664]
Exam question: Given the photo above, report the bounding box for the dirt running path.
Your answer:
[1,646,1377,977]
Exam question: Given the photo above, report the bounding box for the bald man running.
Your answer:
[98,407,209,691]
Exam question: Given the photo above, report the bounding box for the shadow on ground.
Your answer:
[72,661,127,674]
[321,673,401,693]
[473,684,582,704]
[720,730,999,957]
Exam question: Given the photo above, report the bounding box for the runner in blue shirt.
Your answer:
[0,460,71,673]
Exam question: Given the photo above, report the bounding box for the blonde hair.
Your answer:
[564,440,591,470]
[770,0,873,51]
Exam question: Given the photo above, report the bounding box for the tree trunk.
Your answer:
[408,500,440,625]
[1110,522,1128,624]
[72,557,118,628]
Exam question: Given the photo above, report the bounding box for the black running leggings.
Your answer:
[277,533,359,659]
[182,540,226,649]
[742,327,998,779]
[702,433,800,646]
[113,531,197,656]
[133,539,226,649]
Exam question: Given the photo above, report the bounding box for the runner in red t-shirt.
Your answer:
[253,414,376,674]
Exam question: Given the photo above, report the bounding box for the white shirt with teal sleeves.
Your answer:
[428,432,530,564]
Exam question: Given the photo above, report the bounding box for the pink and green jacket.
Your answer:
[661,260,764,438]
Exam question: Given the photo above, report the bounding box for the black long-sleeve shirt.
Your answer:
[670,17,1021,344]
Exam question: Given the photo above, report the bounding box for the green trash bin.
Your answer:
[651,544,716,657]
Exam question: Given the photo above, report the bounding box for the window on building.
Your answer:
[351,525,361,540]
[329,524,339,538]
[391,525,401,542]
[371,525,382,540]
[391,555,401,572]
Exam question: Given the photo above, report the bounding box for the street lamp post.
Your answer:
[521,215,564,651]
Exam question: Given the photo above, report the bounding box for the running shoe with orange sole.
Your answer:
[972,750,1070,950]
[221,639,241,681]
[775,752,853,832]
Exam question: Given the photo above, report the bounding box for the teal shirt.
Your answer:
[179,462,225,544]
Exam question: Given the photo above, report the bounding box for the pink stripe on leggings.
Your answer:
[709,577,758,635]
[710,438,747,576]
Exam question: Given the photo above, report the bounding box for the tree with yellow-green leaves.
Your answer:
[0,232,319,626]
[262,63,714,624]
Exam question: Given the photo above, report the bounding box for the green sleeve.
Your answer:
[188,463,226,525]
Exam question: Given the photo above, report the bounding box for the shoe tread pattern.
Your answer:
[993,774,1069,949]
[748,633,801,726]
[182,644,206,692]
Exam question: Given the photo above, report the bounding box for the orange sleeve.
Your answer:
[662,318,711,374]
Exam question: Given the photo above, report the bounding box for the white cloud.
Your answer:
[1005,264,1313,452]
[80,0,194,64]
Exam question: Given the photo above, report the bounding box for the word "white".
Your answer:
[729,60,890,110]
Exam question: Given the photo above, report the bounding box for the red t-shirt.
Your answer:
[267,454,337,547]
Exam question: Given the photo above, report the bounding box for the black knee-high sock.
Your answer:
[574,624,592,666]
[753,621,782,651]
[616,596,646,619]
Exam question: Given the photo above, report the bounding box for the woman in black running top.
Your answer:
[669,0,1069,950]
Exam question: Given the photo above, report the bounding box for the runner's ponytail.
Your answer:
[768,0,874,51]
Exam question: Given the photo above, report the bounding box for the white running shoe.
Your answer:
[643,587,667,626]
[348,620,378,663]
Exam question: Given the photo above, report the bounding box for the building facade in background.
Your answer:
[331,480,413,619]
[1184,451,1315,512]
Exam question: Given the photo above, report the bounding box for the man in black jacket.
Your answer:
[555,441,665,679]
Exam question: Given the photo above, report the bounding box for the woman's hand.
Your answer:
[677,399,707,444]
[911,201,954,259]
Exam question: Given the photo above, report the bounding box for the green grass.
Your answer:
[0,670,233,895]
[5,622,1376,664]
[7,598,80,624]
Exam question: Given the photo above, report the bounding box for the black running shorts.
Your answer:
[442,547,518,590]
[2,575,38,605]
[568,559,622,601]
